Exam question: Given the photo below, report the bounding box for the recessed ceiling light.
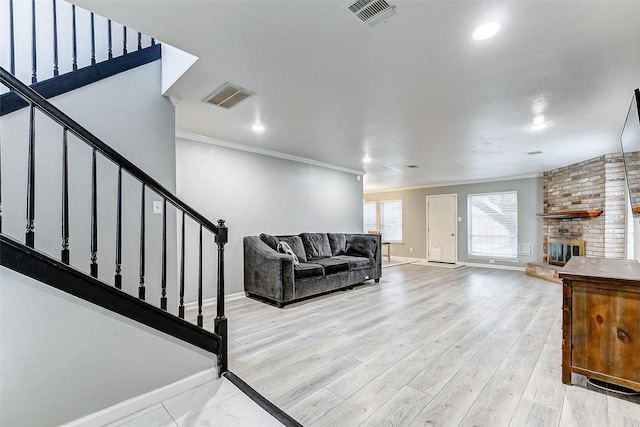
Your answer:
[528,115,551,131]
[528,123,550,131]
[252,124,265,132]
[363,156,372,163]
[473,22,500,40]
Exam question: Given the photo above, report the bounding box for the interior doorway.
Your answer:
[426,194,458,263]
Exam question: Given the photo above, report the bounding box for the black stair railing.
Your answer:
[4,0,155,85]
[0,66,229,373]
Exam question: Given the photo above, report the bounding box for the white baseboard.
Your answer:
[184,291,245,311]
[62,368,218,427]
[461,262,525,272]
[388,256,424,263]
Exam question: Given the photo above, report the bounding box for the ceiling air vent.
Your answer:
[347,0,396,28]
[528,150,543,155]
[203,82,255,109]
[407,164,420,169]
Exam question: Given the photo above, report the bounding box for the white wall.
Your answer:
[176,137,364,298]
[634,217,640,261]
[0,267,215,427]
[1,61,181,313]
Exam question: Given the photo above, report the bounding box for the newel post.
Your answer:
[214,219,228,375]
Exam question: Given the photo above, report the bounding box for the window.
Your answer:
[380,200,402,242]
[468,191,518,258]
[363,201,377,233]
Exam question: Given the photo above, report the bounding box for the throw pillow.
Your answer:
[259,233,279,251]
[278,236,308,263]
[327,233,347,256]
[300,233,332,260]
[345,235,377,259]
[277,241,300,268]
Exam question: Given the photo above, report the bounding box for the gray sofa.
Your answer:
[243,232,382,307]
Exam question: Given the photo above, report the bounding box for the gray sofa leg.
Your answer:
[277,301,285,308]
[375,278,380,283]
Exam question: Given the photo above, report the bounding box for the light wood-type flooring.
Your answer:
[195,264,640,426]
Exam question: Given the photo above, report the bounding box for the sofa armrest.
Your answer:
[243,236,294,303]
[348,233,382,279]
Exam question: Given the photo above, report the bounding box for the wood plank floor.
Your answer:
[190,264,640,426]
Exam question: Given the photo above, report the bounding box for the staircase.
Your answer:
[1,3,303,426]
[0,2,233,425]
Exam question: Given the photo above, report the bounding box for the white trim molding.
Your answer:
[364,173,543,195]
[390,256,423,263]
[63,368,218,427]
[177,131,366,176]
[460,261,525,272]
[183,291,246,311]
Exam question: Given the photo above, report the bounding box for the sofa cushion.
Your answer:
[327,233,347,256]
[313,258,350,275]
[260,233,279,251]
[345,235,377,259]
[300,233,332,260]
[294,263,324,280]
[277,241,300,268]
[333,255,374,270]
[277,236,308,263]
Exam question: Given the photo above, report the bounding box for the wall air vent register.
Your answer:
[203,82,255,109]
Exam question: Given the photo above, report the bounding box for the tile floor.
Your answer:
[105,377,284,427]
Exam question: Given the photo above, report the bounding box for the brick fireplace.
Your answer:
[527,153,626,283]
[542,153,626,262]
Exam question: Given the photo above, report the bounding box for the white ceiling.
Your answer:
[72,0,640,192]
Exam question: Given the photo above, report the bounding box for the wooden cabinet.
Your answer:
[559,257,640,391]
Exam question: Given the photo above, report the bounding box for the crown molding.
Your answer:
[363,173,544,194]
[176,131,366,176]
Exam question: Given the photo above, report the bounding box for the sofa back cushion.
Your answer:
[300,233,332,260]
[345,235,378,259]
[277,236,308,263]
[259,233,279,251]
[327,233,347,256]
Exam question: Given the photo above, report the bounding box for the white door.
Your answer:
[427,194,457,263]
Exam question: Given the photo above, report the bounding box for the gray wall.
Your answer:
[365,177,544,268]
[0,267,215,427]
[1,61,180,312]
[176,137,364,297]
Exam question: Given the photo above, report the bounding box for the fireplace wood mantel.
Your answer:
[536,209,603,219]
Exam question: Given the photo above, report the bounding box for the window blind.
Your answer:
[380,200,402,242]
[468,191,518,258]
[363,201,377,232]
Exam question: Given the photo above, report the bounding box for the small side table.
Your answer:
[382,242,391,262]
